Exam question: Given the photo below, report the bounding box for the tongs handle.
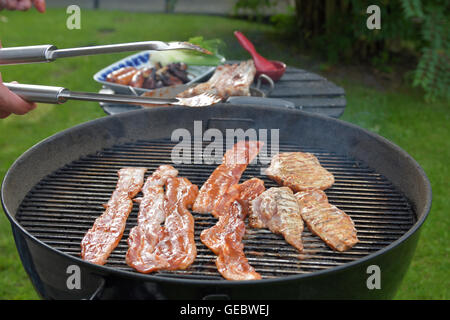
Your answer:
[4,83,67,104]
[4,82,178,105]
[0,45,57,65]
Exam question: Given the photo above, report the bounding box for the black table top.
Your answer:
[99,64,346,118]
[265,66,346,118]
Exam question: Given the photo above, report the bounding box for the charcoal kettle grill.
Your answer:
[1,105,431,299]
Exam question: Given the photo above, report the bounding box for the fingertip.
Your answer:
[18,101,37,115]
[3,93,37,115]
[33,0,46,13]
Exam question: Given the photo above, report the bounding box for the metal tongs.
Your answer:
[3,82,222,107]
[0,41,221,107]
[0,41,211,65]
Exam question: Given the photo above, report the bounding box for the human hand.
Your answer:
[0,43,37,119]
[0,0,46,12]
[0,74,37,119]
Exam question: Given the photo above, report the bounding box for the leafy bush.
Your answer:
[401,0,449,101]
[233,0,449,102]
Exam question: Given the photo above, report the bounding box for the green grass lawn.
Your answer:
[0,9,448,300]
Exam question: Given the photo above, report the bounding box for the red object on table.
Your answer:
[234,30,286,82]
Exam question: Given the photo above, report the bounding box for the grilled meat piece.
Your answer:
[142,76,156,89]
[200,178,265,280]
[193,140,263,214]
[295,189,358,252]
[168,74,184,86]
[159,72,172,87]
[106,62,190,89]
[250,187,304,252]
[176,60,256,100]
[106,66,137,83]
[265,152,334,192]
[126,165,198,273]
[235,177,266,217]
[156,175,198,269]
[129,69,145,88]
[168,63,190,83]
[81,167,147,265]
[126,165,178,272]
[115,69,139,85]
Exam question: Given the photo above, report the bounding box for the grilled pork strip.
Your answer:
[234,178,266,217]
[160,176,199,269]
[265,152,335,192]
[176,60,256,100]
[81,167,147,265]
[250,187,304,252]
[193,140,263,214]
[201,178,265,280]
[126,166,198,273]
[295,189,358,252]
[125,165,178,272]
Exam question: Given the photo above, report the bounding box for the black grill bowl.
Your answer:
[1,105,431,299]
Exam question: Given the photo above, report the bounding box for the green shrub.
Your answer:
[233,0,449,102]
[402,0,449,102]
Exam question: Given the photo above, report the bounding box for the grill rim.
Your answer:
[1,105,432,287]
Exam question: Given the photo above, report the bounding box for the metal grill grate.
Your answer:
[16,140,415,280]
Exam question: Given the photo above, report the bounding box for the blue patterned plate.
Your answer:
[93,50,221,95]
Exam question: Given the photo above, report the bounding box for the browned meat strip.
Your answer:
[193,140,263,215]
[81,167,147,265]
[249,187,304,252]
[156,176,199,270]
[265,152,334,192]
[126,166,199,273]
[200,178,265,280]
[125,165,178,273]
[235,178,266,217]
[295,189,358,252]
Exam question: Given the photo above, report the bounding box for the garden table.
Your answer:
[99,63,346,118]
